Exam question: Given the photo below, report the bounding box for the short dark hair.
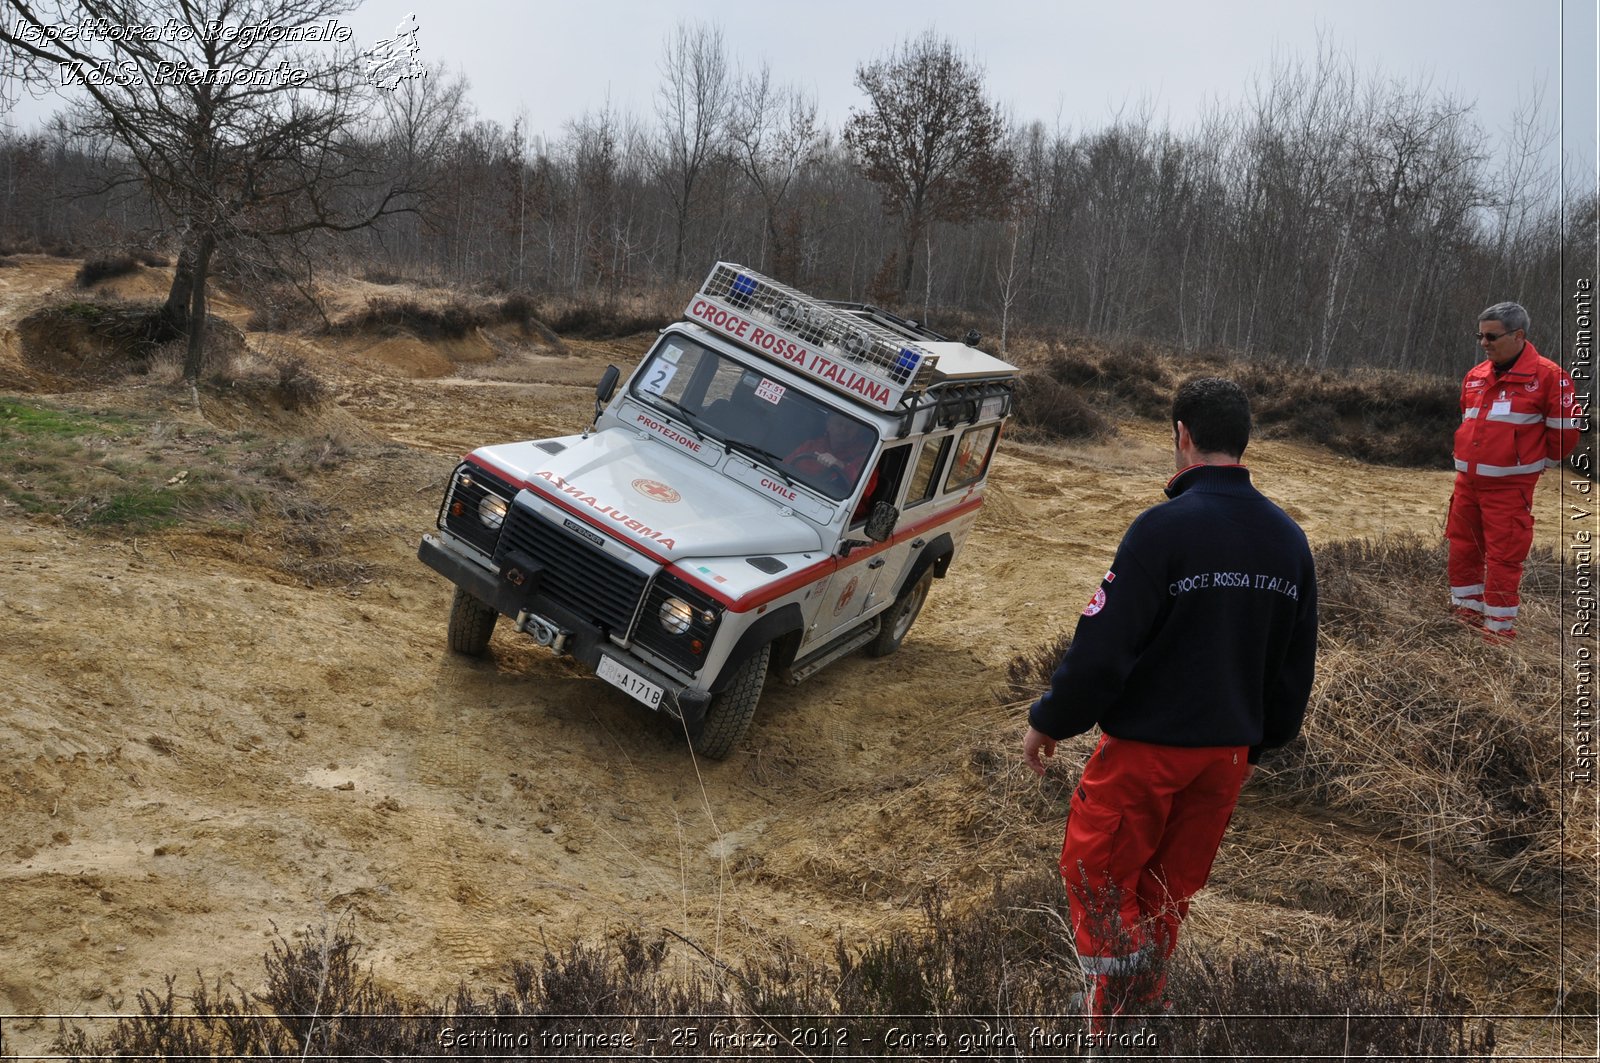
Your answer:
[1479,301,1530,335]
[1173,377,1251,458]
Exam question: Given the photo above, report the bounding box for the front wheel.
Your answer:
[866,569,933,658]
[447,587,497,656]
[690,644,769,760]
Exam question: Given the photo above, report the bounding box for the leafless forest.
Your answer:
[1,13,1592,375]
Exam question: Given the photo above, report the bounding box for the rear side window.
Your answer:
[943,424,999,493]
[905,435,951,507]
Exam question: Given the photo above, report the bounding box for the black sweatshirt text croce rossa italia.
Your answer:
[1028,464,1318,764]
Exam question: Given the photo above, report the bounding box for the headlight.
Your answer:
[478,494,508,529]
[659,597,694,635]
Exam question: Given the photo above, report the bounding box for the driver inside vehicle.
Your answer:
[786,411,876,493]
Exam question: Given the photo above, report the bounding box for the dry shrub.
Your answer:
[244,284,326,332]
[1004,629,1073,698]
[135,250,170,267]
[74,255,141,287]
[335,296,484,340]
[1235,361,1457,467]
[360,267,407,285]
[542,298,675,339]
[1011,373,1115,442]
[270,355,326,410]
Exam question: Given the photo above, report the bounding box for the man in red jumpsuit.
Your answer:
[1023,378,1318,1030]
[1448,302,1583,641]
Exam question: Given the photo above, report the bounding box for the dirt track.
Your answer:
[0,260,1579,1049]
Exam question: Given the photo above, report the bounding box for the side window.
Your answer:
[943,424,999,493]
[853,443,912,525]
[905,435,951,508]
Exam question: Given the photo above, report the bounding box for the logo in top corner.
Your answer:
[632,479,681,503]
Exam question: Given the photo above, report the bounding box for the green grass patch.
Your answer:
[0,396,133,440]
[0,394,344,540]
[84,486,180,528]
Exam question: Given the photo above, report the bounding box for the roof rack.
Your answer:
[687,263,939,412]
[820,301,950,344]
[893,377,1015,438]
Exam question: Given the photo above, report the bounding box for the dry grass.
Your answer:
[53,898,1493,1061]
[1274,536,1575,902]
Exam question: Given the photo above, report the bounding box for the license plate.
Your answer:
[596,656,664,710]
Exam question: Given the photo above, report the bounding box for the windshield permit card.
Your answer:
[597,655,664,710]
[755,378,785,404]
[640,345,683,396]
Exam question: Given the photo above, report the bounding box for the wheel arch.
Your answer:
[892,532,955,600]
[709,602,805,693]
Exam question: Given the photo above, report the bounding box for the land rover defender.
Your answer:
[418,263,1018,758]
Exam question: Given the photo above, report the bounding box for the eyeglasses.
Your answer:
[1475,331,1515,342]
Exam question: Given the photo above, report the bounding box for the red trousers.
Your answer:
[1060,734,1249,1026]
[1446,475,1536,636]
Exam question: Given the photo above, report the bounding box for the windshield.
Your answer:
[629,334,878,501]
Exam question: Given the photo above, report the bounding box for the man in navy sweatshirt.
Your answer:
[1022,376,1318,1027]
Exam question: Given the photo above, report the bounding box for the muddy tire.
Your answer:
[447,587,497,657]
[867,568,933,658]
[691,644,769,760]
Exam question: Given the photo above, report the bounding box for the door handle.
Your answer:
[867,558,886,569]
[911,538,926,549]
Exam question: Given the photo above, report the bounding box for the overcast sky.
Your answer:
[7,0,1597,182]
[360,0,1598,174]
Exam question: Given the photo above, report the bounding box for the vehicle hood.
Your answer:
[470,431,823,560]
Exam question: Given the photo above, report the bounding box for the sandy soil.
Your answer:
[0,258,1581,1052]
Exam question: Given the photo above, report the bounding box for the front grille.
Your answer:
[634,576,722,672]
[494,504,652,636]
[440,463,515,556]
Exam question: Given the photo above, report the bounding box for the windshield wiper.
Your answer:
[649,395,712,441]
[723,439,797,486]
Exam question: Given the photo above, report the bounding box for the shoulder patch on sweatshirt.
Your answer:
[1082,588,1107,617]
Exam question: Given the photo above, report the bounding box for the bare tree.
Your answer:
[844,30,1015,298]
[726,63,820,278]
[376,60,472,271]
[649,20,730,281]
[1,0,415,379]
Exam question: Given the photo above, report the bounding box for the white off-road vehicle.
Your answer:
[418,263,1017,758]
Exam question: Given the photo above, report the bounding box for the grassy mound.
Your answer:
[16,300,242,381]
[1013,337,1461,467]
[0,394,368,588]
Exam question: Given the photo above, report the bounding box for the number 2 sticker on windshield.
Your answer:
[641,360,679,395]
[755,379,785,404]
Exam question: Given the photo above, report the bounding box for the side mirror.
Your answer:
[594,364,620,425]
[864,501,898,543]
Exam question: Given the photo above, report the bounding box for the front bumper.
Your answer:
[417,533,711,724]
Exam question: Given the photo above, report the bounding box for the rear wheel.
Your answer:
[447,587,497,656]
[690,644,769,760]
[867,568,933,658]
